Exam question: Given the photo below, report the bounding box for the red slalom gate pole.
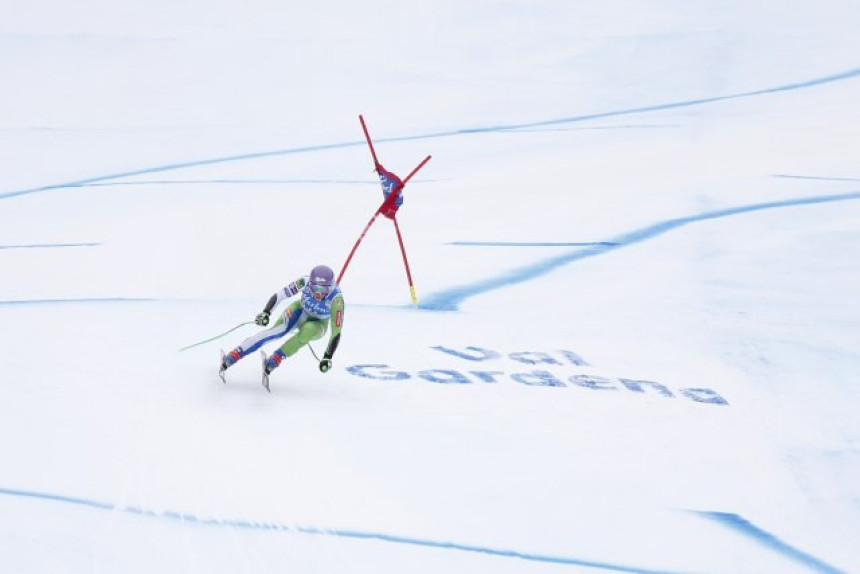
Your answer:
[402,155,432,185]
[338,208,383,285]
[392,216,418,305]
[341,154,432,286]
[338,116,432,290]
[338,115,383,284]
[359,115,380,168]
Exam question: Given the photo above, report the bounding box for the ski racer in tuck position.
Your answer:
[219,264,343,390]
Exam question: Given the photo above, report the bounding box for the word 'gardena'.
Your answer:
[346,346,729,406]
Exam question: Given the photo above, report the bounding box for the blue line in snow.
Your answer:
[0,140,366,200]
[448,241,619,247]
[0,486,678,574]
[501,124,680,132]
[486,66,860,132]
[419,191,860,310]
[695,511,845,574]
[74,179,380,187]
[2,66,858,201]
[0,298,162,306]
[773,174,860,182]
[0,242,99,250]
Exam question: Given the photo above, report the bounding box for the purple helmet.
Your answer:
[309,264,335,301]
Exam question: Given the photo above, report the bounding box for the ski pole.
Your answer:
[307,342,321,362]
[179,321,253,352]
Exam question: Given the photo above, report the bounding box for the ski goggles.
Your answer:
[311,284,332,301]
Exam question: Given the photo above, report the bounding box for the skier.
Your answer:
[219,264,343,390]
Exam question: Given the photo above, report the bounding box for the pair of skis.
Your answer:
[219,350,271,392]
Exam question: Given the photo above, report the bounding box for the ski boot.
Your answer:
[218,348,242,383]
[261,349,286,392]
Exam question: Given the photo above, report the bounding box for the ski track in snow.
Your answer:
[0,486,844,573]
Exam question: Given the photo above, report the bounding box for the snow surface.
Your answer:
[2,1,859,572]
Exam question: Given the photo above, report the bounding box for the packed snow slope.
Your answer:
[1,1,859,572]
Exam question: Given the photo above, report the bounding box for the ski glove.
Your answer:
[255,311,270,326]
[319,358,332,373]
